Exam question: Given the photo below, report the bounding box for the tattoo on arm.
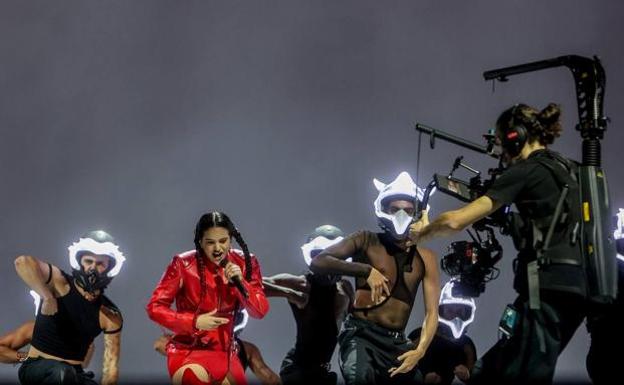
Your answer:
[102,332,120,385]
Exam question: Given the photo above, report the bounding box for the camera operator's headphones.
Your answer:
[500,104,531,158]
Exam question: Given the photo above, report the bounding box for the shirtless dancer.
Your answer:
[311,172,440,385]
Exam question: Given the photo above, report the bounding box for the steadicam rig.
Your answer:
[414,124,510,232]
[441,226,503,298]
[410,123,508,298]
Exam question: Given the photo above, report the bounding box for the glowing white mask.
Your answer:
[438,280,476,339]
[301,235,345,266]
[68,236,126,277]
[373,171,428,238]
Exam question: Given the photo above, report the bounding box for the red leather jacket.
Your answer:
[146,249,269,351]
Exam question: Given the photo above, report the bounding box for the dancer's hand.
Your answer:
[195,309,229,331]
[366,268,390,304]
[286,289,309,309]
[454,364,470,381]
[153,334,172,356]
[406,211,429,247]
[41,296,58,316]
[388,349,424,377]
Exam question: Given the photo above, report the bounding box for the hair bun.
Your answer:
[537,103,561,126]
[536,103,562,144]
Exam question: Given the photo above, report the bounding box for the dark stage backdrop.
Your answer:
[1,1,622,383]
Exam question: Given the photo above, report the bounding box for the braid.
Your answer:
[231,227,252,281]
[194,213,213,304]
[195,250,207,303]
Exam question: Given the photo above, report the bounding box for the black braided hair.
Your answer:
[193,215,209,304]
[193,212,253,300]
[230,227,252,281]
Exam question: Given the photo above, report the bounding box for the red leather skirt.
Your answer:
[166,343,246,385]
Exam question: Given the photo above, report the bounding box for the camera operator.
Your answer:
[412,103,590,385]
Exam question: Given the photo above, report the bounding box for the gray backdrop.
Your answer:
[1,0,622,383]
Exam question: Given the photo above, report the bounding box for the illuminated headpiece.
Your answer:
[301,225,344,266]
[438,279,476,339]
[373,172,428,239]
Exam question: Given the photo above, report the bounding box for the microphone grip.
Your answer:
[220,258,249,298]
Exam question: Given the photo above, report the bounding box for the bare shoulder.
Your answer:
[46,263,70,295]
[100,298,123,332]
[416,246,439,277]
[416,246,437,262]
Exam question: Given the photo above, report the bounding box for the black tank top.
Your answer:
[31,271,104,361]
[289,273,339,365]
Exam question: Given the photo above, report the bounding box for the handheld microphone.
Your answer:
[219,258,249,299]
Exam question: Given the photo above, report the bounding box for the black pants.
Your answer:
[339,315,423,385]
[586,271,624,385]
[18,357,96,385]
[471,292,586,385]
[280,348,337,385]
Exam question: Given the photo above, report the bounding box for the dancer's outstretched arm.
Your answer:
[0,321,34,364]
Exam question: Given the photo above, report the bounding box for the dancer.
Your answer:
[408,280,476,385]
[1,292,95,367]
[14,230,124,385]
[263,225,353,385]
[311,172,440,385]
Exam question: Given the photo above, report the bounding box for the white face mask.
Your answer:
[438,281,476,339]
[301,235,345,266]
[373,172,430,239]
[387,209,414,237]
[68,237,126,278]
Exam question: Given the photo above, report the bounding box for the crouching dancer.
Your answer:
[14,230,125,385]
[311,172,440,385]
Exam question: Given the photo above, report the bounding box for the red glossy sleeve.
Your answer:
[146,256,197,335]
[236,256,269,319]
